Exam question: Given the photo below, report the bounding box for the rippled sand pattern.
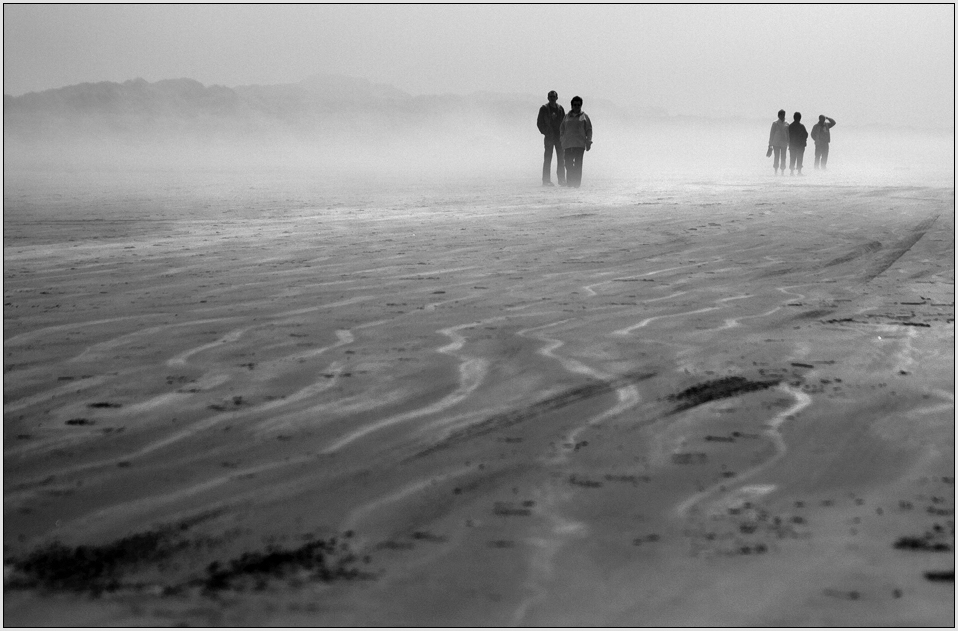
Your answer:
[4,173,954,625]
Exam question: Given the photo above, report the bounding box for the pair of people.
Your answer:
[537,91,593,188]
[768,110,836,176]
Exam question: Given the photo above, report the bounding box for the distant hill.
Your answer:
[3,74,670,145]
[5,75,949,178]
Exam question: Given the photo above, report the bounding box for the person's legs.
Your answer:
[789,147,797,174]
[796,147,805,174]
[574,148,584,186]
[820,143,829,169]
[814,143,823,168]
[555,141,566,185]
[543,137,555,184]
[566,147,584,187]
[774,147,785,173]
[571,149,579,187]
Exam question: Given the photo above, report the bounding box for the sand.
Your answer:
[3,169,954,626]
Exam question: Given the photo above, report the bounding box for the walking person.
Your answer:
[537,90,566,186]
[768,109,790,175]
[559,95,593,188]
[810,115,837,169]
[788,111,808,176]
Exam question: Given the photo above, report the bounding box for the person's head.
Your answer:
[778,109,786,120]
[818,114,826,123]
[548,90,558,103]
[571,96,583,110]
[793,112,802,122]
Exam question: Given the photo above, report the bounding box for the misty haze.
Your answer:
[3,5,955,627]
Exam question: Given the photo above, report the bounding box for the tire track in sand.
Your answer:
[861,214,939,283]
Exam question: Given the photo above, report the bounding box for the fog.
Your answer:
[4,5,954,195]
[4,5,954,124]
[4,89,953,192]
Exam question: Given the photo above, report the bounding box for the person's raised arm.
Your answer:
[826,117,836,128]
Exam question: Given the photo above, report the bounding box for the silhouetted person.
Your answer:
[810,115,837,169]
[560,96,592,188]
[768,109,790,175]
[788,111,808,176]
[537,90,566,186]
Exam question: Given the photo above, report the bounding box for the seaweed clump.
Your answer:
[893,535,952,552]
[202,535,369,593]
[924,569,955,582]
[6,528,186,595]
[669,376,781,412]
[6,527,370,597]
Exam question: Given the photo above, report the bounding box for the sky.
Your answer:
[3,4,955,125]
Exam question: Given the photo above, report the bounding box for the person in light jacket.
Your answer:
[559,95,593,188]
[810,115,837,169]
[768,109,790,175]
[537,90,566,186]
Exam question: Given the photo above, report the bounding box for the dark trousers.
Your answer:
[789,146,805,172]
[543,136,565,184]
[772,146,787,171]
[814,142,830,169]
[564,147,585,187]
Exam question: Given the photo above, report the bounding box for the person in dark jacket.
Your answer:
[788,112,808,176]
[810,115,837,169]
[537,91,566,186]
[559,95,593,188]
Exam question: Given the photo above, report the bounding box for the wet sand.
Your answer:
[3,171,954,626]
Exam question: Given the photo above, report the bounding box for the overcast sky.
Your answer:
[4,4,954,124]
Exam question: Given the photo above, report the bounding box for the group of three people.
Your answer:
[768,110,837,176]
[537,91,593,187]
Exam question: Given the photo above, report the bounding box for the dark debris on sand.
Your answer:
[924,569,955,582]
[201,536,370,593]
[5,526,189,595]
[668,376,781,412]
[894,537,952,552]
[5,523,370,598]
[893,528,953,552]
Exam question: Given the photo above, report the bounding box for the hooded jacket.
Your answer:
[537,102,565,138]
[768,119,789,148]
[560,110,593,149]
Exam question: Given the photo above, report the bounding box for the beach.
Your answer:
[3,169,954,626]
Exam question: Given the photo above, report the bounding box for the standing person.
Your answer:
[810,115,837,169]
[788,111,809,176]
[559,95,592,188]
[768,109,790,175]
[537,90,566,186]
